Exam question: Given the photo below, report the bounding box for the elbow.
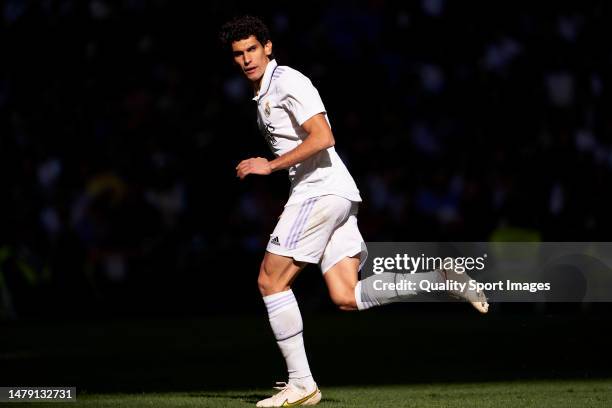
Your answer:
[321,133,335,150]
[327,135,335,148]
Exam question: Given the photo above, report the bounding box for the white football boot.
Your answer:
[440,268,489,313]
[256,382,321,407]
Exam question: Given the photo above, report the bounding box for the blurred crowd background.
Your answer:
[1,0,611,319]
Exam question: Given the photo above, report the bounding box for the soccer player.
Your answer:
[219,16,488,407]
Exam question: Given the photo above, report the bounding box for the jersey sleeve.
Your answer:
[279,72,327,126]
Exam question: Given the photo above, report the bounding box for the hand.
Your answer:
[236,157,272,180]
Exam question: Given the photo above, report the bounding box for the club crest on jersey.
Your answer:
[264,100,271,117]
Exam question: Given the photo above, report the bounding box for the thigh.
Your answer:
[324,256,360,291]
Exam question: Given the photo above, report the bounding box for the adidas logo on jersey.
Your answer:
[270,236,280,246]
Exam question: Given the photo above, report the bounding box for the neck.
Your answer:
[253,78,263,94]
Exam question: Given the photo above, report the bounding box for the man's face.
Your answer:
[231,35,272,84]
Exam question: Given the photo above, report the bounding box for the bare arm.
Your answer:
[236,113,335,180]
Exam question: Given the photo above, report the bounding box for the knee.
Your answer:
[257,258,284,296]
[330,286,358,311]
[257,260,272,295]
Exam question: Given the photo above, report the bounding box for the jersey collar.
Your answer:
[253,59,278,102]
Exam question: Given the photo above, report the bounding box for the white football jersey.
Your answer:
[253,59,361,206]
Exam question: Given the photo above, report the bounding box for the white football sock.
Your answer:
[355,270,445,311]
[263,290,315,391]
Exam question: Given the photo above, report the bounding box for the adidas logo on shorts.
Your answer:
[270,236,280,246]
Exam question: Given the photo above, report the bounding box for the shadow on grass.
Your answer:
[2,312,611,393]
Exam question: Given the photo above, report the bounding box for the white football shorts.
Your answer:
[266,194,368,273]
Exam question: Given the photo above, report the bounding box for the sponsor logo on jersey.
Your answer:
[263,122,277,147]
[270,236,280,246]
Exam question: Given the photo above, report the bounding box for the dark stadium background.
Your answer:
[1,0,611,393]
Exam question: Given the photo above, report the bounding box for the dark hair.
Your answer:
[219,15,273,51]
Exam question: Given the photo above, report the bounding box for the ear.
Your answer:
[264,41,273,57]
